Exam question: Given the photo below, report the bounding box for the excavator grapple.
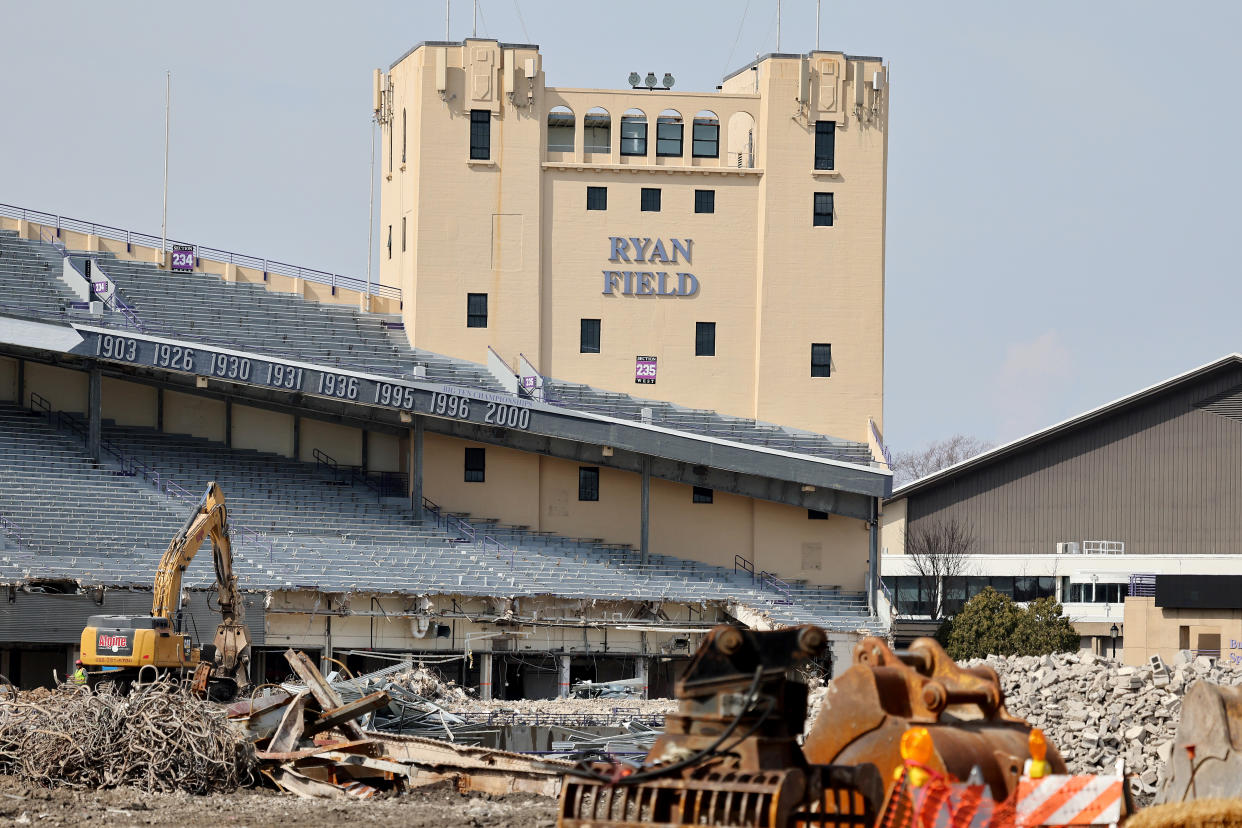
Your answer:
[804,636,1066,805]
[558,625,883,828]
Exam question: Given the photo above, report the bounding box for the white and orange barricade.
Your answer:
[1014,762,1126,827]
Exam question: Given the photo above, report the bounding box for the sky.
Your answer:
[2,1,1240,453]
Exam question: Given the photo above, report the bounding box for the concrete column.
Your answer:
[15,359,23,408]
[635,656,649,700]
[361,430,369,474]
[640,456,652,565]
[225,399,233,448]
[478,651,493,701]
[87,367,101,462]
[156,387,164,432]
[558,654,572,698]
[410,416,424,518]
[292,416,300,459]
[322,615,333,676]
[867,498,879,616]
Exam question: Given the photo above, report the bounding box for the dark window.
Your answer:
[814,120,835,170]
[467,293,488,328]
[808,509,828,520]
[811,343,831,377]
[580,318,601,353]
[813,192,834,226]
[656,120,683,156]
[386,225,392,259]
[401,217,406,252]
[695,322,715,356]
[692,486,713,504]
[641,188,661,212]
[464,447,485,482]
[694,189,715,214]
[587,186,607,211]
[578,467,600,501]
[402,108,407,164]
[692,121,719,158]
[470,109,491,160]
[620,118,647,155]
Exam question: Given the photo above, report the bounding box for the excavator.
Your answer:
[79,482,251,700]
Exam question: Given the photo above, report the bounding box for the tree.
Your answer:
[903,517,975,619]
[891,435,993,487]
[940,588,1080,660]
[1012,596,1080,657]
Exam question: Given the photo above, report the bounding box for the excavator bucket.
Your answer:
[804,636,1066,805]
[557,625,884,828]
[1156,680,1242,803]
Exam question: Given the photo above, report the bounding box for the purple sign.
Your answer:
[635,355,657,384]
[170,245,195,272]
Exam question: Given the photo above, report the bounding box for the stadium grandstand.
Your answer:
[0,39,892,694]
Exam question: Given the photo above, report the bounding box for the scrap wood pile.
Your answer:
[230,649,568,800]
[0,676,252,793]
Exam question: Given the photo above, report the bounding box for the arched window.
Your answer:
[584,107,610,153]
[692,110,719,158]
[620,109,647,156]
[727,111,756,168]
[656,109,683,157]
[401,108,407,164]
[547,106,575,152]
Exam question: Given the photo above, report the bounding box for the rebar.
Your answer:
[0,678,253,793]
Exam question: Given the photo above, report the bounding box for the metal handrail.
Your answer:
[0,513,27,552]
[757,570,796,605]
[1,201,400,300]
[421,496,518,568]
[733,554,755,580]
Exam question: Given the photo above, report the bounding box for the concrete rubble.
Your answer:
[966,649,1242,798]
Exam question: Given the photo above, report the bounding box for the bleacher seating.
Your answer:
[0,231,876,465]
[0,403,881,633]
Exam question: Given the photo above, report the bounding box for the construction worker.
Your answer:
[71,659,87,686]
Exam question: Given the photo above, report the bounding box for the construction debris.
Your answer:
[228,649,569,800]
[0,677,252,793]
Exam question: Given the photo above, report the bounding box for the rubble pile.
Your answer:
[971,650,1242,795]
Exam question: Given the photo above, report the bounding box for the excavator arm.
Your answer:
[151,482,250,693]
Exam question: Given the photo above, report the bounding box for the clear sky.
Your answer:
[2,1,1239,453]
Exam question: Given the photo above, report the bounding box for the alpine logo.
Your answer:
[98,634,129,653]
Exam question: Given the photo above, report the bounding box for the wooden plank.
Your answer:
[316,751,414,778]
[283,648,367,741]
[267,690,309,754]
[305,691,390,737]
[264,766,348,800]
[255,738,375,762]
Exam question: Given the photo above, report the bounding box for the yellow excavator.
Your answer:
[79,482,251,699]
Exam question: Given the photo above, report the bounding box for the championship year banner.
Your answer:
[73,328,535,431]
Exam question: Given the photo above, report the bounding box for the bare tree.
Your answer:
[891,435,993,487]
[903,517,976,619]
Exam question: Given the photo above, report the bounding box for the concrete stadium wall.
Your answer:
[299,418,361,466]
[0,356,16,401]
[101,377,157,427]
[233,403,294,458]
[24,363,87,413]
[164,389,226,442]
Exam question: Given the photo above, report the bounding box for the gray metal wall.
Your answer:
[0,590,264,646]
[906,364,1242,557]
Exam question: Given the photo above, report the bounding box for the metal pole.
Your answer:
[816,0,821,50]
[160,71,170,260]
[445,0,450,40]
[365,118,375,311]
[472,0,477,37]
[776,0,781,52]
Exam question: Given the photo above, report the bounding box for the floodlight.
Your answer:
[645,72,657,89]
[628,72,641,87]
[662,73,675,89]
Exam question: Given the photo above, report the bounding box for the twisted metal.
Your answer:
[0,677,253,793]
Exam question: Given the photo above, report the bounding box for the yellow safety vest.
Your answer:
[72,668,87,685]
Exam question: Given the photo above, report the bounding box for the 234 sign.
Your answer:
[635,355,657,384]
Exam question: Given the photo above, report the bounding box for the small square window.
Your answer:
[641,188,661,212]
[580,318,601,353]
[811,343,831,377]
[695,322,715,357]
[587,186,607,211]
[467,293,488,328]
[808,509,829,520]
[814,120,836,170]
[464,447,485,483]
[813,192,834,227]
[693,486,714,504]
[579,467,600,501]
[694,190,715,214]
[470,109,491,160]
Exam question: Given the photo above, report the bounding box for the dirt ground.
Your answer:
[0,776,558,827]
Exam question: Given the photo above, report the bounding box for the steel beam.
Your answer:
[87,366,101,462]
[640,456,651,565]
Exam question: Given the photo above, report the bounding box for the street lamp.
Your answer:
[1109,623,1119,659]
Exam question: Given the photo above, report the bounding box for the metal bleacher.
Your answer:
[0,403,881,632]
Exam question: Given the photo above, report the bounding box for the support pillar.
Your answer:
[640,456,651,565]
[87,367,101,462]
[15,359,23,408]
[867,498,879,616]
[361,430,369,474]
[479,651,493,701]
[410,416,424,518]
[156,387,164,432]
[323,615,333,676]
[635,656,649,700]
[558,654,572,698]
[292,416,300,459]
[225,398,233,448]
